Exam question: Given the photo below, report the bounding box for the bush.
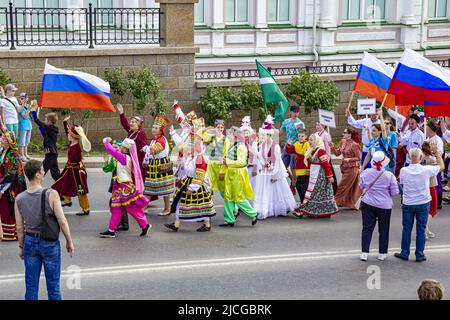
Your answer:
[198,80,277,125]
[103,65,167,117]
[0,68,12,88]
[198,86,240,125]
[285,70,339,113]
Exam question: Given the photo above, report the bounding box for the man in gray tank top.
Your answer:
[14,159,74,300]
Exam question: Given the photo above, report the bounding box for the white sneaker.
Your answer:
[377,254,387,261]
[360,252,369,261]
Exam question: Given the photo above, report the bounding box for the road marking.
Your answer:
[65,205,225,215]
[2,244,450,283]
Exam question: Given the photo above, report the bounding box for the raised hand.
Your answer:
[116,103,124,114]
[63,115,71,122]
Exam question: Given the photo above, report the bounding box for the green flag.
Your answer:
[256,60,289,122]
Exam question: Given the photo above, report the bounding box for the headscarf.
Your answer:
[130,116,144,128]
[68,125,92,152]
[304,133,325,167]
[3,130,18,151]
[121,138,144,194]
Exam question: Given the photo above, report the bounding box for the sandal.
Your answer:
[164,223,179,232]
[158,211,171,216]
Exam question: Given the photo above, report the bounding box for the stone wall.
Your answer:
[0,47,199,145]
[1,47,365,146]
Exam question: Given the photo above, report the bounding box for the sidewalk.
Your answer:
[31,155,343,168]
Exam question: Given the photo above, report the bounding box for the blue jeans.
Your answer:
[400,203,430,260]
[23,235,62,300]
[282,149,296,170]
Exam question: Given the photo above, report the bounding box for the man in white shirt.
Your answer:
[395,146,444,262]
[345,106,380,167]
[399,114,425,165]
[0,84,20,138]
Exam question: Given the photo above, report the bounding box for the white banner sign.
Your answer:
[318,109,336,128]
[357,98,377,115]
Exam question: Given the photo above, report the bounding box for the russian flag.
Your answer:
[39,62,115,112]
[388,48,450,106]
[354,52,410,116]
[424,101,450,117]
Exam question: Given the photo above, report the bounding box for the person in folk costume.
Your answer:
[99,138,151,238]
[202,119,227,196]
[102,139,129,231]
[295,133,339,218]
[52,116,91,216]
[253,115,297,220]
[164,126,216,233]
[171,100,207,188]
[316,122,338,195]
[142,114,175,216]
[0,127,26,241]
[219,126,258,227]
[330,127,362,210]
[240,116,258,193]
[115,103,158,202]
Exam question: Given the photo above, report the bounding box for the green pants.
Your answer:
[223,196,257,224]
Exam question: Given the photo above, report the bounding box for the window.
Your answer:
[225,0,248,23]
[364,0,385,20]
[428,0,448,18]
[268,0,290,22]
[342,0,386,21]
[93,0,113,25]
[195,0,205,23]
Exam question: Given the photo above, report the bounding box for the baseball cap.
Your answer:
[5,84,17,91]
[20,92,28,98]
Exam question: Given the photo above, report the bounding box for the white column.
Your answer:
[318,0,338,28]
[255,0,267,28]
[62,0,86,31]
[400,0,416,24]
[211,0,225,54]
[211,0,225,28]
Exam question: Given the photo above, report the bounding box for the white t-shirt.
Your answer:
[0,97,19,125]
[400,164,441,205]
[427,135,444,156]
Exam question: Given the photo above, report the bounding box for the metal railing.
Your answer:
[0,3,161,49]
[195,60,450,80]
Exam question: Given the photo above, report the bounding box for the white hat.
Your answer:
[121,138,135,149]
[240,116,253,134]
[259,114,275,135]
[371,151,390,170]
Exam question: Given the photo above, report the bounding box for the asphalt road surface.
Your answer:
[1,167,450,300]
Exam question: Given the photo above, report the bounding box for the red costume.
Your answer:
[52,121,89,199]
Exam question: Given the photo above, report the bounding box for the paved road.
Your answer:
[1,168,450,300]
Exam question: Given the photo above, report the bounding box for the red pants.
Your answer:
[429,186,438,218]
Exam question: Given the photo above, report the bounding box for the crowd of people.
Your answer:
[1,81,450,299]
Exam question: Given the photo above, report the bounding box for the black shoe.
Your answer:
[117,224,129,231]
[76,210,90,216]
[292,211,304,219]
[234,210,242,219]
[164,223,179,232]
[437,205,442,210]
[140,224,152,236]
[251,217,258,226]
[219,223,234,227]
[62,201,72,208]
[416,257,427,262]
[99,230,116,238]
[394,253,409,261]
[197,225,211,232]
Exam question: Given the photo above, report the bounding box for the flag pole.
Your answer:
[395,105,398,132]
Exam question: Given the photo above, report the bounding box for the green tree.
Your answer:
[285,70,339,113]
[103,65,167,117]
[0,68,12,87]
[198,85,240,125]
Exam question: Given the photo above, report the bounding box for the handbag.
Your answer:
[379,139,395,169]
[40,188,60,241]
[157,161,173,174]
[355,171,385,210]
